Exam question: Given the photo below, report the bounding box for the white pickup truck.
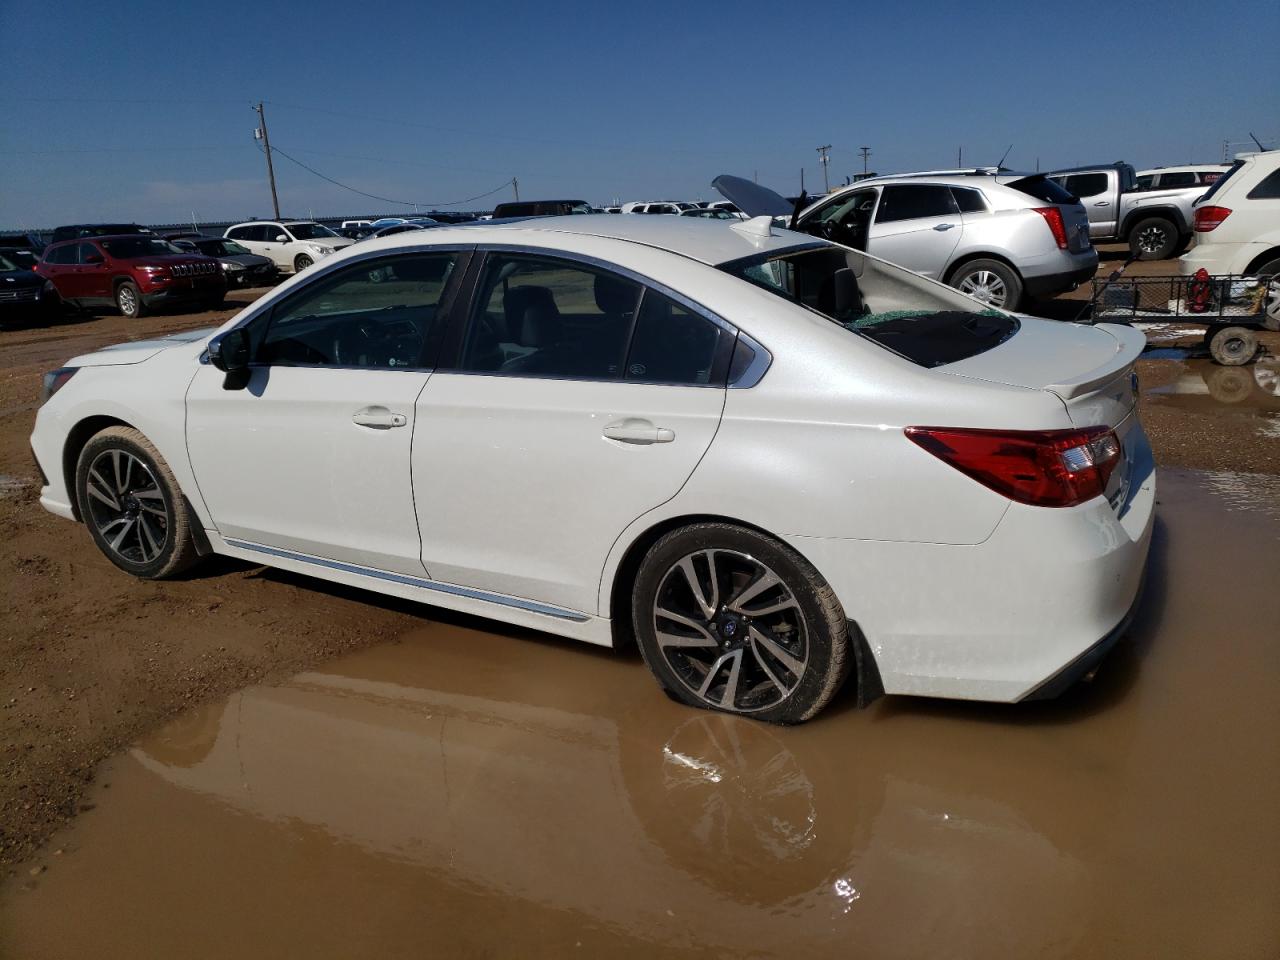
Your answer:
[1045,162,1208,260]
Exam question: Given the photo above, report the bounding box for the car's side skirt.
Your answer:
[210,533,614,648]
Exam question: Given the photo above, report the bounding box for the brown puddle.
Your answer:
[4,470,1279,959]
[1147,357,1280,438]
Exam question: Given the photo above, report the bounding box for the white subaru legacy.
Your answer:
[30,216,1155,723]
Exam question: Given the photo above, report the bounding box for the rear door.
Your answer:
[413,250,730,615]
[1054,172,1115,239]
[77,242,112,303]
[867,184,963,279]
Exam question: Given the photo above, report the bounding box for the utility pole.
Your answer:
[816,145,832,194]
[800,167,805,194]
[512,177,520,201]
[957,146,963,167]
[254,102,280,219]
[859,146,871,175]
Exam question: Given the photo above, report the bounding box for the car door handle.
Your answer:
[932,222,956,231]
[352,406,407,429]
[603,418,675,445]
[1093,201,1111,207]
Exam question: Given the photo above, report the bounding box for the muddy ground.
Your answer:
[1,251,1278,877]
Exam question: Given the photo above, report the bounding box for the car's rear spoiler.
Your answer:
[1044,324,1145,400]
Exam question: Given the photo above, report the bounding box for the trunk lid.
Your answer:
[712,175,796,219]
[937,319,1145,511]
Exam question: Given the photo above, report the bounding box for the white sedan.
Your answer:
[30,216,1155,723]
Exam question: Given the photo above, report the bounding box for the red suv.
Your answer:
[37,235,226,318]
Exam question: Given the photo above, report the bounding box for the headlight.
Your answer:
[309,244,328,255]
[41,367,78,403]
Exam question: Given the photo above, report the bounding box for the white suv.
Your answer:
[224,221,354,274]
[1180,150,1280,329]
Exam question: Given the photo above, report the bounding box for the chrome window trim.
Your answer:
[225,538,591,622]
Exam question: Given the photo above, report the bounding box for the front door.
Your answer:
[866,184,964,279]
[185,250,467,574]
[414,252,730,614]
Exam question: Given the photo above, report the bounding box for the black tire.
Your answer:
[75,426,200,579]
[1128,218,1180,260]
[293,254,314,273]
[631,522,852,725]
[1207,325,1259,366]
[948,258,1024,311]
[115,280,145,318]
[1253,256,1280,332]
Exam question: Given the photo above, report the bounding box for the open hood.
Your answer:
[712,175,795,219]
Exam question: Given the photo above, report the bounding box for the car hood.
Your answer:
[303,237,354,249]
[1,270,44,288]
[936,318,1144,415]
[218,253,274,268]
[66,326,216,367]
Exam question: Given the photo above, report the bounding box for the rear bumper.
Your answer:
[1022,253,1099,297]
[785,420,1156,703]
[1179,240,1267,278]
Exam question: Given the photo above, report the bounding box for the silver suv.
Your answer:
[715,170,1097,310]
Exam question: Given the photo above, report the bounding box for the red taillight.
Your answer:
[905,425,1121,508]
[1032,206,1069,249]
[1193,205,1231,232]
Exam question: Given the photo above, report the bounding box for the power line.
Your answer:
[263,141,514,209]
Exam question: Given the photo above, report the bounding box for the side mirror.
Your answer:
[275,234,290,243]
[83,253,104,264]
[208,327,252,390]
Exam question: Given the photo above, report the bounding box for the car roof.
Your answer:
[1136,164,1231,174]
[356,214,820,266]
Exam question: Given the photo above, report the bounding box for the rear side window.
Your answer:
[625,290,726,385]
[1136,174,1155,190]
[43,243,75,265]
[1059,173,1109,199]
[1159,171,1197,188]
[226,226,250,240]
[950,188,988,213]
[1196,161,1242,204]
[874,185,958,223]
[1008,175,1077,204]
[458,255,640,379]
[1246,168,1280,200]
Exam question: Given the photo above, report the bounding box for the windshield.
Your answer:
[721,246,1019,367]
[1196,161,1243,205]
[99,237,181,258]
[1006,175,1078,205]
[0,254,19,272]
[286,222,339,240]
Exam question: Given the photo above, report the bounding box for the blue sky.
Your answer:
[2,0,1276,227]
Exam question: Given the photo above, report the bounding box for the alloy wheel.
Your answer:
[652,549,809,714]
[84,449,169,564]
[956,270,1007,307]
[1137,225,1169,255]
[117,286,137,316]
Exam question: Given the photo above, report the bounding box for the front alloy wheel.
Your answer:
[76,426,200,579]
[633,523,852,724]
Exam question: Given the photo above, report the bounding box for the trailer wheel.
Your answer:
[1207,326,1259,366]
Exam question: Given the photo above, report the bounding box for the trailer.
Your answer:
[1086,272,1278,365]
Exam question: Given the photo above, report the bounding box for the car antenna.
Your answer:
[995,144,1014,169]
[1249,131,1266,151]
[789,191,808,231]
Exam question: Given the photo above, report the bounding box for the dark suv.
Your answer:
[37,235,226,318]
[50,223,152,244]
